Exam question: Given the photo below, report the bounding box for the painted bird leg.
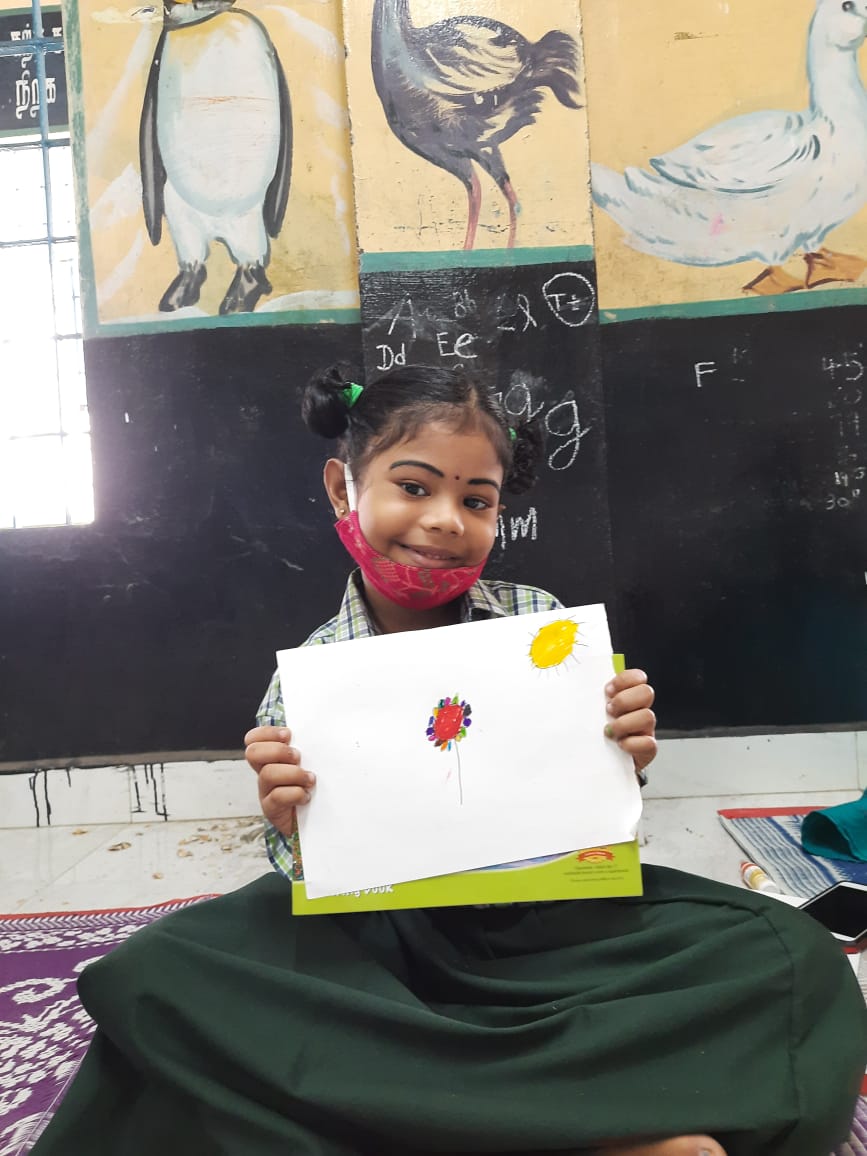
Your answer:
[500,176,520,249]
[159,262,207,312]
[463,169,482,251]
[743,265,805,296]
[804,247,867,288]
[219,263,273,315]
[477,145,519,249]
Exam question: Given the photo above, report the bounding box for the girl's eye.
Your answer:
[398,481,427,497]
[464,496,491,511]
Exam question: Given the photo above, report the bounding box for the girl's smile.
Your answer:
[396,543,463,566]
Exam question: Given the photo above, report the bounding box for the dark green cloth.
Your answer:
[802,788,867,862]
[32,867,866,1155]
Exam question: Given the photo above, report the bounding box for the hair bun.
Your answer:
[301,362,363,440]
[504,419,544,495]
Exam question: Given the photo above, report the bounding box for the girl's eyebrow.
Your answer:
[389,460,501,492]
[389,459,444,477]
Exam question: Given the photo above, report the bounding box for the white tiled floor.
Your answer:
[0,817,269,913]
[0,789,858,913]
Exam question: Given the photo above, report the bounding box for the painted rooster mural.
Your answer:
[140,0,293,315]
[371,0,581,249]
[591,0,867,296]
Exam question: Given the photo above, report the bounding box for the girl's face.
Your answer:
[346,420,504,568]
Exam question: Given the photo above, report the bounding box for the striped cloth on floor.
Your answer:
[718,806,867,897]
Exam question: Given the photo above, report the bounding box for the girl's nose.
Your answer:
[422,499,464,535]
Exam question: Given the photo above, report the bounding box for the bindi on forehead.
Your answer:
[454,474,461,481]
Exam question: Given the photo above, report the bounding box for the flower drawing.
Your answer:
[426,695,472,804]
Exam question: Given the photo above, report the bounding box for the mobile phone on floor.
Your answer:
[798,881,867,946]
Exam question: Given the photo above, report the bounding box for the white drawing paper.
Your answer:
[276,603,641,898]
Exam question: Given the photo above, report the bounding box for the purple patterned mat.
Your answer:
[0,898,214,1156]
[849,1098,867,1155]
[0,897,864,1155]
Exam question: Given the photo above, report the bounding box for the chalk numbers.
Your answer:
[821,351,864,384]
[822,349,865,511]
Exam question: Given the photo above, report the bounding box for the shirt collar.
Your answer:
[334,570,506,640]
[463,579,509,622]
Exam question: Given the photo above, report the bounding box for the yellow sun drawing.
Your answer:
[529,619,582,671]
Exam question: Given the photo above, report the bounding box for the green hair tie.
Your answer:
[342,382,364,408]
[508,427,517,442]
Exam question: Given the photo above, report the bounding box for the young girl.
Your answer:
[33,366,865,1156]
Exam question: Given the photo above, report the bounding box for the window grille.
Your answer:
[0,0,92,529]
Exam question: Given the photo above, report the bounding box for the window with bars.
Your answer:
[0,0,93,529]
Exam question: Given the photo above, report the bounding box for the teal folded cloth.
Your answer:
[802,789,867,862]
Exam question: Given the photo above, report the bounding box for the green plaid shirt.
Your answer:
[257,570,562,881]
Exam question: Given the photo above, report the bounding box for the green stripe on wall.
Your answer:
[360,246,594,274]
[89,308,362,338]
[600,285,867,324]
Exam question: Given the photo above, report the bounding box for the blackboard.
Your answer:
[604,307,867,730]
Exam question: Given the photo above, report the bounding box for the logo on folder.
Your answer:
[577,848,615,863]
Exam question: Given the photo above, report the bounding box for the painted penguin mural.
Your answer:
[140,0,293,315]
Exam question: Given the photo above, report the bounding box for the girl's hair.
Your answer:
[301,363,543,495]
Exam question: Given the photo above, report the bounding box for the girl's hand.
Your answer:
[244,725,316,837]
[604,670,657,776]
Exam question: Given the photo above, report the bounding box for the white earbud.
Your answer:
[343,463,358,513]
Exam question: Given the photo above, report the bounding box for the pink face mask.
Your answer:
[335,511,487,610]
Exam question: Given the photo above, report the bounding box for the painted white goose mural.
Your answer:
[591,0,867,295]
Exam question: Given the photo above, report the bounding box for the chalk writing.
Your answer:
[384,295,418,339]
[494,373,591,473]
[542,272,595,328]
[694,361,716,388]
[821,348,865,511]
[497,292,538,334]
[497,506,539,548]
[546,398,591,471]
[453,287,476,320]
[436,331,477,359]
[375,342,407,370]
[692,347,748,389]
[498,374,546,422]
[371,269,596,364]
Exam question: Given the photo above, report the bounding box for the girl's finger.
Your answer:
[257,763,315,796]
[244,725,292,747]
[606,684,655,717]
[618,734,658,774]
[605,670,648,697]
[263,785,313,814]
[246,742,302,774]
[605,707,656,740]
